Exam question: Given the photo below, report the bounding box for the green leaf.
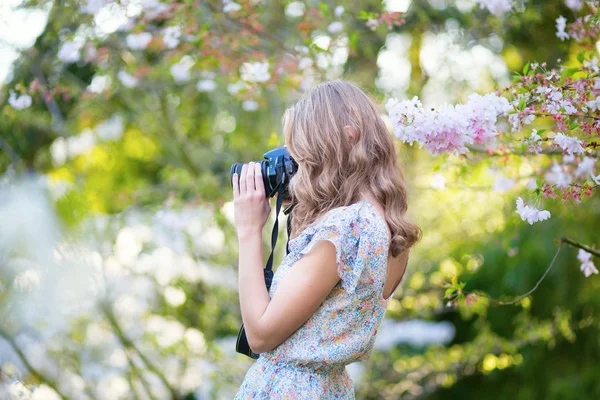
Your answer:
[445,288,456,297]
[570,122,579,130]
[560,67,580,84]
[319,3,329,16]
[523,62,530,75]
[518,97,526,111]
[577,51,585,64]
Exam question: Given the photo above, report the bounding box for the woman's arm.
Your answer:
[233,161,340,353]
[238,232,340,353]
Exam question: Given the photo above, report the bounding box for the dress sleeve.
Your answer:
[296,207,368,294]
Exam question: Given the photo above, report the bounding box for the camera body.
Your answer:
[230,146,298,200]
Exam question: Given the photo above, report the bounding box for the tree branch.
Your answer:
[100,301,178,400]
[0,328,69,400]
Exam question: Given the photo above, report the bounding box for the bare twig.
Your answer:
[453,237,598,306]
[100,302,178,400]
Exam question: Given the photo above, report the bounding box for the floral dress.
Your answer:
[234,199,408,399]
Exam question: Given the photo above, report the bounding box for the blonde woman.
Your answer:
[232,81,422,398]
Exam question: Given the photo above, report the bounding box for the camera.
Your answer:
[230,146,298,200]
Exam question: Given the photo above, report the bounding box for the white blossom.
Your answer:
[475,0,513,16]
[515,197,551,224]
[298,57,313,70]
[164,286,186,307]
[117,71,138,88]
[163,26,181,49]
[240,61,270,82]
[545,164,572,188]
[95,114,125,141]
[242,100,259,111]
[328,21,344,34]
[285,1,305,17]
[8,90,32,110]
[584,56,599,73]
[223,1,242,13]
[554,132,585,155]
[430,173,446,190]
[126,32,153,50]
[556,16,570,41]
[81,0,106,14]
[492,176,515,192]
[227,81,245,95]
[578,249,598,277]
[58,41,81,63]
[13,269,41,292]
[575,156,596,178]
[565,0,583,11]
[196,80,217,92]
[334,5,345,17]
[170,56,194,83]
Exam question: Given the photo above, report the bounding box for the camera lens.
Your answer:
[230,162,269,196]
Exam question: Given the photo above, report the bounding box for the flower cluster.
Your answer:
[386,93,511,155]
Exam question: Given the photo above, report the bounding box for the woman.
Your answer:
[231,80,422,398]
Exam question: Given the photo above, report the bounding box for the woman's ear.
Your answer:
[343,126,359,143]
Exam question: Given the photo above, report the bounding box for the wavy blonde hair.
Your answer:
[283,80,422,258]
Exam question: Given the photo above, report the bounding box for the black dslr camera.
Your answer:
[230,146,298,200]
[230,146,298,359]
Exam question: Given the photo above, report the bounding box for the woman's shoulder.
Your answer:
[312,199,387,243]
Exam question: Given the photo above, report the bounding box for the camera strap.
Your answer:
[236,183,293,359]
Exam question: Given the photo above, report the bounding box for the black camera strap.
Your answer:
[236,183,294,359]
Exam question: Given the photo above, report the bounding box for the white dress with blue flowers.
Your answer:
[234,200,407,399]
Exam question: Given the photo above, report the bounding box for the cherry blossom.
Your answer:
[126,32,153,50]
[223,0,242,13]
[553,132,585,155]
[386,93,511,155]
[574,156,596,178]
[8,90,32,110]
[57,41,81,63]
[328,21,344,34]
[515,197,551,224]
[565,0,583,11]
[163,26,182,49]
[577,249,598,277]
[80,0,106,14]
[430,173,446,190]
[475,0,513,16]
[240,61,270,83]
[196,80,217,92]
[170,57,194,83]
[556,16,570,41]
[493,176,516,192]
[544,163,572,189]
[117,71,138,88]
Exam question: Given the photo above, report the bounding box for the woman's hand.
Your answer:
[232,162,271,239]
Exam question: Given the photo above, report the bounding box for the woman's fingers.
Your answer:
[246,161,256,192]
[254,163,264,197]
[240,163,248,195]
[232,172,239,198]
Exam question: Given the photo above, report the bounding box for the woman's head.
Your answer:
[283,80,422,257]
